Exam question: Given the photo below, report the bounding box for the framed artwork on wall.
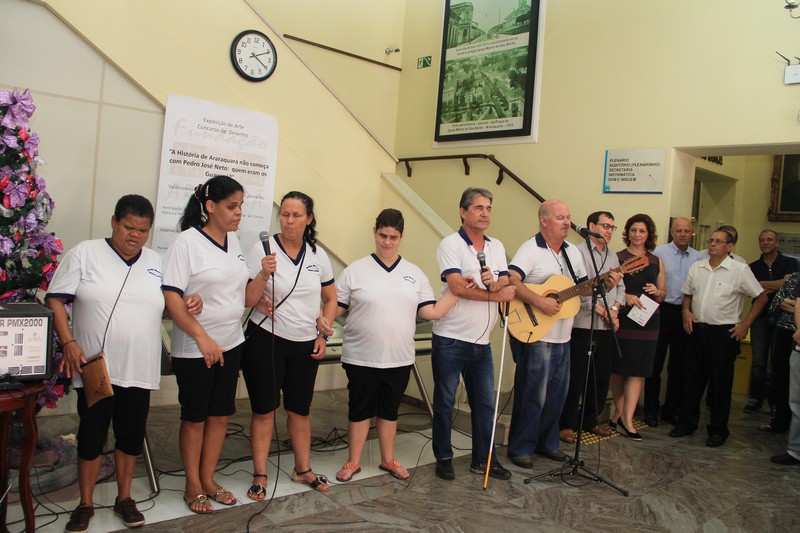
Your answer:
[434,0,541,142]
[768,154,800,222]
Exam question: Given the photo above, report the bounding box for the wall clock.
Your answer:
[230,30,277,82]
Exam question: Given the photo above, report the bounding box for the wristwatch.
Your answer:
[610,305,619,312]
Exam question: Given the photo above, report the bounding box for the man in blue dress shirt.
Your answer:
[646,217,701,427]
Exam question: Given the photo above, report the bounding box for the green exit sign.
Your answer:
[417,56,432,69]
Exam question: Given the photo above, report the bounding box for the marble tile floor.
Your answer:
[6,392,800,532]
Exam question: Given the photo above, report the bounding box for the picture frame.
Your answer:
[768,154,800,222]
[434,0,541,142]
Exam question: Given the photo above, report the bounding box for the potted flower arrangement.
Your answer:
[0,87,66,408]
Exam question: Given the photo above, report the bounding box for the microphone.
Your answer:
[575,225,603,239]
[477,251,488,287]
[259,231,271,255]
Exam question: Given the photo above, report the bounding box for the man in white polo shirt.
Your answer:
[670,229,767,447]
[431,187,516,481]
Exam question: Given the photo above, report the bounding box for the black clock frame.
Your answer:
[230,29,277,82]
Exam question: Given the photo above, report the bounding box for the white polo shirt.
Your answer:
[432,228,509,345]
[337,254,436,368]
[681,255,764,325]
[163,227,247,357]
[509,233,588,344]
[246,234,334,342]
[46,239,164,389]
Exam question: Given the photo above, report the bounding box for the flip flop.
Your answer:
[205,486,237,506]
[379,459,410,480]
[184,494,213,514]
[336,462,361,482]
[291,468,330,492]
[247,474,268,501]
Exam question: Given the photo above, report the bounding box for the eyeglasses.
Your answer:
[706,238,731,245]
[597,223,617,231]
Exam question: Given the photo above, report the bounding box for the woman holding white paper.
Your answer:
[610,213,665,441]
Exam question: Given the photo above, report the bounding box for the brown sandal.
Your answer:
[205,486,237,506]
[292,468,330,492]
[184,494,213,514]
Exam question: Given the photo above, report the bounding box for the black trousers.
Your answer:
[560,328,615,431]
[679,323,739,438]
[771,328,795,431]
[645,303,688,419]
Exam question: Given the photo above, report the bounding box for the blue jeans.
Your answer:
[749,314,777,402]
[431,334,496,464]
[508,339,570,458]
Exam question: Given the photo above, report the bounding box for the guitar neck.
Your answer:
[556,265,622,303]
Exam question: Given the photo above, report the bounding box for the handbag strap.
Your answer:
[100,265,133,352]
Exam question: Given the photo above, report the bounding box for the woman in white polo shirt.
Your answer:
[162,175,274,514]
[47,195,185,531]
[333,209,459,482]
[241,191,337,496]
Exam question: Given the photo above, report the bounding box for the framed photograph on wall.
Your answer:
[434,0,541,142]
[768,154,800,222]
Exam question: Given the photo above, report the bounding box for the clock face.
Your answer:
[231,30,277,82]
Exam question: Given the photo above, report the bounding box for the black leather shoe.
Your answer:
[770,452,800,465]
[470,461,512,480]
[669,425,692,438]
[706,435,726,447]
[617,420,643,441]
[435,459,455,480]
[643,415,658,427]
[536,449,567,462]
[508,454,533,468]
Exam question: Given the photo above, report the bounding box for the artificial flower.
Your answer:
[4,180,30,208]
[0,88,35,130]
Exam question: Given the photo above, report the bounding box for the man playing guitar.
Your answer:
[506,200,621,469]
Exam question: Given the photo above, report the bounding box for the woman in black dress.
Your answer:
[611,214,666,441]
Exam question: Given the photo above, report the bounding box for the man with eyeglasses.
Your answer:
[697,224,746,265]
[559,211,625,444]
[645,217,702,427]
[669,229,767,447]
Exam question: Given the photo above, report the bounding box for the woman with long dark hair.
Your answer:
[241,191,337,497]
[163,175,273,514]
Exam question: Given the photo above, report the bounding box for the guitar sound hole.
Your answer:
[546,294,560,303]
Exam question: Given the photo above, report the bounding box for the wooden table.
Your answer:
[0,382,45,533]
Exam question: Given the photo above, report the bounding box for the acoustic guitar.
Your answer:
[506,254,648,343]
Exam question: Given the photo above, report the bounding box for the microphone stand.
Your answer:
[524,234,628,496]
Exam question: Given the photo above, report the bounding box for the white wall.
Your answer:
[249,0,405,148]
